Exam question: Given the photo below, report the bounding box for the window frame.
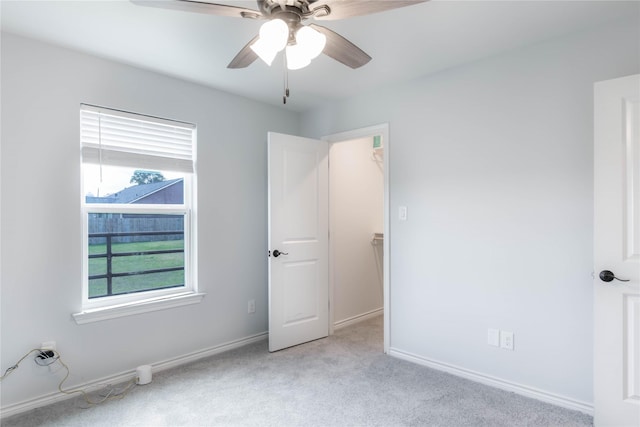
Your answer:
[81,192,194,310]
[75,105,201,323]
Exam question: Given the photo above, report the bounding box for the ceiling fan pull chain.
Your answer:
[283,53,290,104]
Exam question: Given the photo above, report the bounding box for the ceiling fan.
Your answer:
[132,0,426,102]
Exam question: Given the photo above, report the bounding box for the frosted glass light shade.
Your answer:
[260,19,288,51]
[286,44,311,70]
[251,39,279,66]
[296,26,326,60]
[251,19,289,66]
[285,25,326,70]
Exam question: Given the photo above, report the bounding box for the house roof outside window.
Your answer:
[85,178,184,204]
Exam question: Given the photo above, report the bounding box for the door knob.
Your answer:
[272,249,288,258]
[599,270,630,283]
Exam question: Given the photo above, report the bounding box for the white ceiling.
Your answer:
[1,1,637,112]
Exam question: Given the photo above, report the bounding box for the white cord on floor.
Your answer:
[1,348,138,407]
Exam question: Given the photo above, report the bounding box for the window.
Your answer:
[75,105,200,322]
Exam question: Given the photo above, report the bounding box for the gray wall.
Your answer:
[0,33,299,408]
[301,18,639,406]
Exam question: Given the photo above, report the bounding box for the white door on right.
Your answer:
[594,74,640,427]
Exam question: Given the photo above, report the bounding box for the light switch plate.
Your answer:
[398,206,408,221]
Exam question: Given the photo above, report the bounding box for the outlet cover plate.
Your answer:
[500,331,514,350]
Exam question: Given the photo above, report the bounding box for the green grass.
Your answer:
[88,240,185,298]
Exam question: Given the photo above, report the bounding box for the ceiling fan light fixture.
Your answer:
[250,39,279,66]
[285,26,326,70]
[286,44,311,70]
[251,18,289,65]
[295,26,326,60]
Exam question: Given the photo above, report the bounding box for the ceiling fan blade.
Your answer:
[312,0,427,20]
[310,24,371,69]
[227,35,260,68]
[131,0,262,19]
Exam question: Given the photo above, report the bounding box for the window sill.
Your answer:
[72,292,206,325]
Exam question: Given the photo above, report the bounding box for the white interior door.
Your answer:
[594,74,640,426]
[268,132,329,352]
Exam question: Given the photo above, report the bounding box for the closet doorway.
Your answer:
[324,124,390,353]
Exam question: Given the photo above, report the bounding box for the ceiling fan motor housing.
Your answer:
[258,0,330,20]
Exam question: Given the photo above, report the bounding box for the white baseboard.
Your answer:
[389,348,593,416]
[0,331,268,420]
[152,331,267,373]
[333,308,383,330]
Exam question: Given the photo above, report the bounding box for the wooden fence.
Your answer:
[88,214,183,244]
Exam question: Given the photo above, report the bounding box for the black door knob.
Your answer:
[272,249,288,258]
[599,270,629,283]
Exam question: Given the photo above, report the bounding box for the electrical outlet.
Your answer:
[36,350,55,360]
[487,329,500,347]
[36,341,58,368]
[248,299,256,314]
[500,331,514,350]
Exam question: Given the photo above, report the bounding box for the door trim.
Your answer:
[322,123,390,354]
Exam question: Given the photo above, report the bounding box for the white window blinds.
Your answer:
[80,104,195,173]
